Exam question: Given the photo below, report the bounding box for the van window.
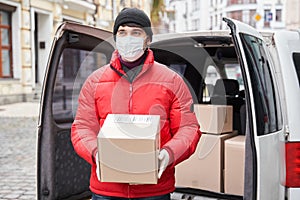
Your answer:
[224,63,244,90]
[52,48,107,123]
[203,65,220,102]
[169,63,187,76]
[292,53,300,87]
[202,63,244,103]
[241,34,279,136]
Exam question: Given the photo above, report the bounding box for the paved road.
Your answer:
[0,103,221,200]
[0,103,39,199]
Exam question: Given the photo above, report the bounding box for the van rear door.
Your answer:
[37,22,114,200]
[273,30,300,199]
[223,18,285,200]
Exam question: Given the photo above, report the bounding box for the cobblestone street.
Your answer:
[0,103,39,200]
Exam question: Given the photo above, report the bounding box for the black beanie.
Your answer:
[113,8,153,41]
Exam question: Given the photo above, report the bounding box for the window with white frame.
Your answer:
[0,10,13,78]
[275,9,282,21]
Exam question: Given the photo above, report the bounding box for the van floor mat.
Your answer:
[174,187,243,200]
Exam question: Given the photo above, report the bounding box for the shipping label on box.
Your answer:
[97,114,160,184]
[175,131,238,192]
[194,104,233,134]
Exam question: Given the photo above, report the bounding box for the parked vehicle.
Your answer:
[37,18,300,200]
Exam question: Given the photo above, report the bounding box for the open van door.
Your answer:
[272,30,300,199]
[223,18,285,199]
[37,22,115,200]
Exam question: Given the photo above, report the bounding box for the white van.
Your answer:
[37,18,300,200]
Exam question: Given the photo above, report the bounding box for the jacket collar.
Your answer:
[110,49,155,75]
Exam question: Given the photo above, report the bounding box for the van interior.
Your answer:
[151,36,246,135]
[46,31,248,200]
[151,36,246,200]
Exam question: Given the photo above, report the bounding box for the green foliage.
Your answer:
[151,0,164,26]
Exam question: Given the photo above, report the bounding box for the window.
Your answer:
[229,11,243,21]
[249,10,256,27]
[292,53,300,87]
[52,48,108,122]
[228,0,243,5]
[202,63,244,102]
[203,65,220,102]
[241,34,280,135]
[276,9,282,21]
[209,16,213,30]
[0,10,12,78]
[192,19,200,31]
[192,0,200,11]
[224,63,244,90]
[264,9,272,27]
[169,64,187,76]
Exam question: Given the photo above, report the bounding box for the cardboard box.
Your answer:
[97,114,160,184]
[224,135,245,195]
[194,104,233,134]
[175,131,237,192]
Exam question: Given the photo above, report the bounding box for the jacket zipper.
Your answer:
[129,84,133,113]
[128,83,133,197]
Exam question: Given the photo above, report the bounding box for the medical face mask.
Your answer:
[116,36,145,62]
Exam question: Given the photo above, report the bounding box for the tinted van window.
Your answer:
[241,34,279,136]
[52,48,107,123]
[292,53,300,87]
[203,65,220,102]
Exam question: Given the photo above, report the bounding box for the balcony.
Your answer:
[63,0,96,14]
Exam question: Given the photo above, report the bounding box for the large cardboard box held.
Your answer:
[224,135,245,195]
[175,131,237,192]
[97,114,160,184]
[194,104,233,134]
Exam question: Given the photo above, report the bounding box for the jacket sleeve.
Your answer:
[71,75,100,165]
[162,74,201,167]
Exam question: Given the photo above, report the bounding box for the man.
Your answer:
[71,7,201,200]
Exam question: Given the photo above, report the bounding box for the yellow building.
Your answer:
[0,0,151,105]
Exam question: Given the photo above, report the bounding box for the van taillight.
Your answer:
[285,142,300,187]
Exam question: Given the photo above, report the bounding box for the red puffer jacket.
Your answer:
[71,49,201,198]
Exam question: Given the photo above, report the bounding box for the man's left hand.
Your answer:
[158,149,169,179]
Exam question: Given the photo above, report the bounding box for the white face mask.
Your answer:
[116,36,145,62]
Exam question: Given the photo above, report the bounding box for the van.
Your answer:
[37,18,300,200]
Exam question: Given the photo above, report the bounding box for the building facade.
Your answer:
[285,0,300,30]
[165,0,286,32]
[97,0,151,32]
[165,0,210,32]
[0,0,151,105]
[220,0,285,30]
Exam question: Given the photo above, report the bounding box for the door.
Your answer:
[37,22,115,200]
[273,30,300,199]
[223,18,285,200]
[31,9,52,87]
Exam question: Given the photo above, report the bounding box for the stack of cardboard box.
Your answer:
[96,106,245,194]
[175,104,245,195]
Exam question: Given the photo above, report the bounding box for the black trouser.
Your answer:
[92,193,170,200]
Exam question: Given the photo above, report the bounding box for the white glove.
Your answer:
[158,149,170,179]
[95,152,101,181]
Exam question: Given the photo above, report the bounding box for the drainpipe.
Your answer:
[112,0,117,20]
[94,0,99,27]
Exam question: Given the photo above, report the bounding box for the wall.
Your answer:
[0,0,152,105]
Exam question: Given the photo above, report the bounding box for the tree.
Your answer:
[150,0,165,33]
